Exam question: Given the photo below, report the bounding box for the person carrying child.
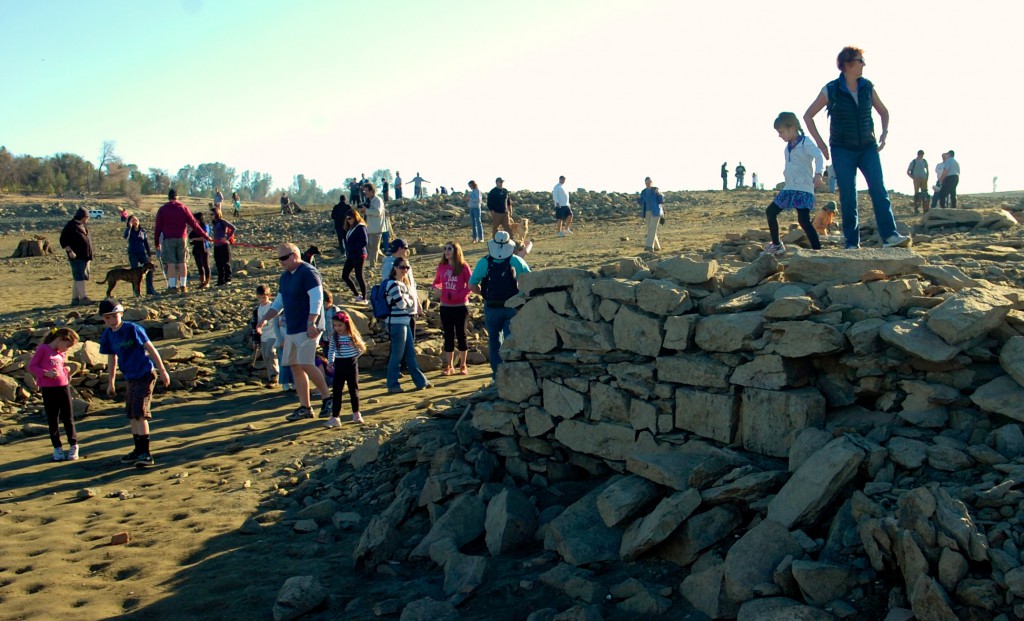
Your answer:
[27,327,81,461]
[813,201,838,237]
[252,284,279,387]
[99,298,170,468]
[323,310,367,427]
[761,112,825,256]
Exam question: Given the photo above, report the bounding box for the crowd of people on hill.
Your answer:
[47,43,955,465]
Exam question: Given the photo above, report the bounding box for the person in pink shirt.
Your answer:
[27,328,81,461]
[432,241,472,376]
[153,189,211,294]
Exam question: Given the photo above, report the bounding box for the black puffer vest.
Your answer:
[827,77,876,150]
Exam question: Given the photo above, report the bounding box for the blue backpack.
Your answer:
[369,280,396,320]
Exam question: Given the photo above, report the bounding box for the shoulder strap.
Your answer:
[825,81,837,117]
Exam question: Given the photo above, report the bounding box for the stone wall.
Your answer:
[466,247,1024,618]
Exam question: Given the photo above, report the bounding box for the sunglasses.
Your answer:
[444,246,454,251]
[397,265,410,270]
[278,254,292,261]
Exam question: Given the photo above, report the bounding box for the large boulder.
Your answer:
[785,248,926,285]
[767,435,866,529]
[926,287,1012,345]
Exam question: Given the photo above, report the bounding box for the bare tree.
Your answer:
[97,139,117,191]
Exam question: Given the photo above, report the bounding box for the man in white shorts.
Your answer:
[254,243,332,421]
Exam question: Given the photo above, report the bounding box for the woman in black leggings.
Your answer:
[431,241,472,375]
[189,212,211,288]
[342,209,369,302]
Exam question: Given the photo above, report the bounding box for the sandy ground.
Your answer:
[0,188,1017,620]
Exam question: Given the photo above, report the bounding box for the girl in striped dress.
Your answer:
[323,311,367,427]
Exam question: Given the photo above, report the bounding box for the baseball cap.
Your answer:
[495,177,504,183]
[99,299,124,315]
[389,238,409,253]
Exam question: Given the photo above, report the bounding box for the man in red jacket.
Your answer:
[154,189,210,294]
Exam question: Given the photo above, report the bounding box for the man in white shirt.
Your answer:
[936,150,960,209]
[931,153,949,210]
[552,175,573,236]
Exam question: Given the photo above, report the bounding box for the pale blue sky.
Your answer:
[2,0,1019,195]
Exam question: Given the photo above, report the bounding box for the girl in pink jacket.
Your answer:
[432,242,473,376]
[28,328,80,461]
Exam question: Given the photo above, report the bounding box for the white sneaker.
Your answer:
[67,445,79,461]
[882,233,911,248]
[565,228,573,235]
[351,412,364,424]
[52,448,65,462]
[322,417,342,429]
[761,242,786,256]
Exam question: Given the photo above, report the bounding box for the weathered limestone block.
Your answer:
[613,305,664,357]
[657,354,731,388]
[926,287,1012,345]
[763,295,816,319]
[543,379,585,419]
[1001,336,1024,387]
[554,419,635,461]
[919,264,981,290]
[591,278,637,302]
[571,278,600,322]
[410,494,486,559]
[846,318,887,355]
[626,443,735,491]
[553,316,616,352]
[656,505,743,567]
[879,319,961,363]
[897,380,958,428]
[497,361,539,403]
[507,297,559,353]
[471,402,517,435]
[544,290,574,315]
[767,436,866,529]
[695,312,765,353]
[545,481,624,566]
[620,489,701,561]
[590,382,630,424]
[675,388,738,444]
[524,407,555,437]
[518,268,594,296]
[484,487,538,556]
[662,314,699,351]
[653,257,718,283]
[731,354,807,390]
[596,475,661,527]
[739,387,825,458]
[826,279,925,315]
[635,278,692,315]
[723,519,803,604]
[764,321,846,357]
[970,375,1024,422]
[629,399,659,433]
[723,253,779,289]
[785,247,926,285]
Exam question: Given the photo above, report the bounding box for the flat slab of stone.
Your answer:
[767,435,866,529]
[971,375,1024,422]
[518,268,595,296]
[926,287,1012,345]
[626,444,734,491]
[879,319,961,363]
[544,481,624,566]
[785,248,926,285]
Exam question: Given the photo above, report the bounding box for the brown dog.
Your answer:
[99,262,155,297]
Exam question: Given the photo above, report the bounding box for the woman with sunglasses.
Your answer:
[803,46,909,250]
[341,209,369,302]
[432,242,472,375]
[383,258,431,393]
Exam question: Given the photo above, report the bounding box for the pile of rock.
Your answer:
[272,247,1024,619]
[12,236,53,257]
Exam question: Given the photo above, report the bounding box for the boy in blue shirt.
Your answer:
[99,298,170,468]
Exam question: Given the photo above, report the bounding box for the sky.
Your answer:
[2,0,1020,196]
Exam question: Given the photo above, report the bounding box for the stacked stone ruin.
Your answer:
[438,248,1024,619]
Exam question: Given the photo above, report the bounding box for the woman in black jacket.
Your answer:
[59,208,94,306]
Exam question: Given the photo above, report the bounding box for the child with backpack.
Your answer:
[468,231,531,379]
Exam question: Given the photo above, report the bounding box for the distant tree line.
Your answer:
[0,143,395,207]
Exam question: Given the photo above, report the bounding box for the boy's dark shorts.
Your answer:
[125,371,156,420]
[555,206,573,220]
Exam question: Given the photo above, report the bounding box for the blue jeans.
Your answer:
[129,253,157,294]
[831,144,898,248]
[484,306,517,377]
[469,207,484,241]
[387,322,427,390]
[828,175,837,193]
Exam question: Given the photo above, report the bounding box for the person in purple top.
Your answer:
[341,209,369,302]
